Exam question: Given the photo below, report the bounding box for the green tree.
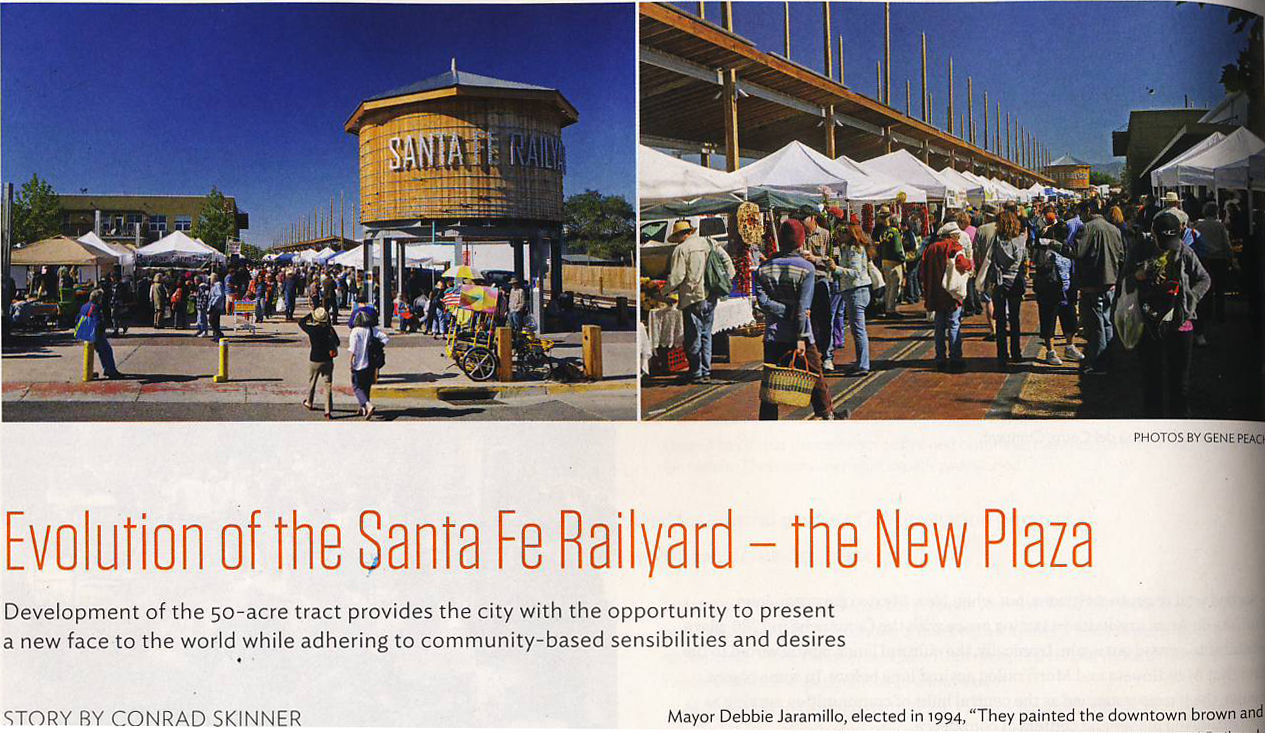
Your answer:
[191,187,237,252]
[11,174,62,244]
[1089,171,1118,186]
[240,243,266,261]
[563,190,634,263]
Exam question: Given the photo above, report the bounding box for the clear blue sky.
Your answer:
[1,3,635,247]
[678,1,1245,164]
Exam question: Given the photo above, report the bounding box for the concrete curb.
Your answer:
[371,380,636,401]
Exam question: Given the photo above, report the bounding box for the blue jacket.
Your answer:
[209,282,227,310]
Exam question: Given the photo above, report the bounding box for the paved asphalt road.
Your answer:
[1,392,636,422]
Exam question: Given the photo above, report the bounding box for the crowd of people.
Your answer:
[665,187,1255,420]
[35,259,539,418]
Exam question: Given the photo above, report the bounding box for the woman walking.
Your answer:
[921,225,974,373]
[829,223,874,376]
[298,307,339,419]
[349,309,389,419]
[986,210,1028,367]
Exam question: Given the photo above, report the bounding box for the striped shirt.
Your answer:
[754,253,816,343]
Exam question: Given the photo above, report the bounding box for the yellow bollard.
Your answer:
[82,341,96,382]
[495,326,513,382]
[582,325,603,380]
[213,338,229,382]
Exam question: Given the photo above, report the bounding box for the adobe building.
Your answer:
[58,193,247,246]
[344,61,578,327]
[1112,108,1208,196]
[1047,155,1092,192]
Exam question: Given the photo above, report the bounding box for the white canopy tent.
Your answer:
[857,149,964,206]
[1150,131,1227,189]
[1156,127,1265,190]
[960,171,1004,201]
[937,167,988,206]
[733,140,855,196]
[328,243,437,270]
[832,155,928,203]
[78,231,136,275]
[989,178,1028,202]
[638,146,745,204]
[1207,131,1265,191]
[135,231,227,267]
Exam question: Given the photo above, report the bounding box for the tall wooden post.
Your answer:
[1005,111,1010,160]
[838,35,844,83]
[876,61,882,104]
[967,77,974,145]
[905,79,911,117]
[697,1,705,18]
[947,57,954,135]
[720,1,733,30]
[823,2,833,79]
[929,90,934,129]
[883,3,891,106]
[995,102,1000,152]
[723,68,740,172]
[983,91,989,151]
[920,33,928,122]
[825,105,837,158]
[783,2,791,57]
[824,104,834,157]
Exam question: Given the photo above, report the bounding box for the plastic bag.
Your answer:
[1114,285,1144,350]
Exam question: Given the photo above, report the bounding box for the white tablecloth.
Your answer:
[644,297,756,350]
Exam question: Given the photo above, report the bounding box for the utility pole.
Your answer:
[947,57,954,135]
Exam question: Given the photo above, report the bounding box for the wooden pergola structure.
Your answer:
[640,2,1052,187]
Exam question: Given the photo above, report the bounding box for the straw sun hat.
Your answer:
[666,220,696,242]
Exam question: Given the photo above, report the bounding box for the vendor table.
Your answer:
[644,296,755,350]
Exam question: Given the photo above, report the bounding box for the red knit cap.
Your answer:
[778,218,806,251]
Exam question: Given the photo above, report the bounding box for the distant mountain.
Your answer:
[1091,161,1125,177]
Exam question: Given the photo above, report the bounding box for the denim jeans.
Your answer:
[1079,288,1114,370]
[94,335,119,376]
[826,291,848,362]
[934,306,964,362]
[907,260,923,301]
[843,286,871,371]
[992,282,1024,361]
[682,298,716,379]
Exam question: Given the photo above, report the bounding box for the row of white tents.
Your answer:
[10,230,226,287]
[1150,126,1264,192]
[639,141,1066,212]
[263,243,435,270]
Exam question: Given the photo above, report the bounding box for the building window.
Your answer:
[175,216,193,231]
[149,214,167,233]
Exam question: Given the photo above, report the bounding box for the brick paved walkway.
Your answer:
[642,294,1263,422]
